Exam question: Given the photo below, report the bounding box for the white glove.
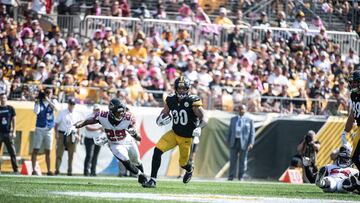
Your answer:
[192,127,201,137]
[341,131,348,145]
[93,133,108,146]
[64,126,77,137]
[193,136,200,144]
[156,113,172,126]
[127,128,137,137]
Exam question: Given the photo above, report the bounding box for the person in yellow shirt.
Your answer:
[128,39,147,64]
[111,35,128,57]
[127,74,148,106]
[214,7,233,26]
[86,73,108,103]
[83,40,101,66]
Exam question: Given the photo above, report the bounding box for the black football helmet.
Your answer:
[174,76,190,99]
[108,98,126,122]
[349,70,360,93]
[336,144,352,168]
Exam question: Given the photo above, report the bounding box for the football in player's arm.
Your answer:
[74,99,146,185]
[143,76,208,188]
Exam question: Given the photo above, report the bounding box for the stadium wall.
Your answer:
[0,102,346,180]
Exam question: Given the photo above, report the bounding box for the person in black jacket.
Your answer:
[0,93,18,173]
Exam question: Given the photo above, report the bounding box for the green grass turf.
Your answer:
[0,175,360,202]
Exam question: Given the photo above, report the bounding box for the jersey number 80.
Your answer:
[172,109,188,125]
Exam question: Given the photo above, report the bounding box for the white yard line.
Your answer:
[53,191,359,203]
[0,174,310,186]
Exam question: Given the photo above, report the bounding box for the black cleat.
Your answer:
[319,178,330,189]
[183,167,193,184]
[142,178,156,188]
[138,173,147,185]
[315,167,326,187]
[350,175,360,192]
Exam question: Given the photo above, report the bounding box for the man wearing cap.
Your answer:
[214,7,233,26]
[324,86,347,115]
[83,104,103,176]
[292,11,308,31]
[255,12,270,27]
[32,88,57,175]
[54,98,80,176]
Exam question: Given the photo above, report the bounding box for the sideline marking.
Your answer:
[53,191,358,203]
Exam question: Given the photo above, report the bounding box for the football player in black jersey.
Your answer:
[142,76,208,188]
[342,70,360,189]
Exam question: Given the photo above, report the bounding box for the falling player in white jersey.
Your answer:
[315,144,359,193]
[74,98,147,184]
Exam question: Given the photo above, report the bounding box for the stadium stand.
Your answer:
[0,0,358,115]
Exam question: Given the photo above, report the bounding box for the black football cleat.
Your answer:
[183,167,193,184]
[350,175,360,192]
[142,178,156,188]
[138,173,147,185]
[319,178,330,189]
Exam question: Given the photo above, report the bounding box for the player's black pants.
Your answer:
[0,133,18,172]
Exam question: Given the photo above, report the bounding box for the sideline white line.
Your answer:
[0,174,310,186]
[53,191,359,203]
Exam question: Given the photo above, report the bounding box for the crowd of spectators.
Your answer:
[0,1,359,115]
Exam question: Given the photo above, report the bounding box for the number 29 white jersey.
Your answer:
[95,110,136,145]
[325,164,359,179]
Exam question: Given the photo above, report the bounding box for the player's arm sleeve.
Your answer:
[11,106,16,117]
[345,106,354,132]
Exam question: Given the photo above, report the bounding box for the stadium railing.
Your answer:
[8,83,345,115]
[81,15,360,55]
[81,15,141,39]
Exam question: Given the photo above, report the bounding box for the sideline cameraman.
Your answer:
[297,130,321,183]
[31,88,58,175]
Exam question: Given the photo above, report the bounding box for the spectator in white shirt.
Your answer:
[184,61,198,83]
[31,0,46,15]
[314,51,331,72]
[0,69,10,97]
[267,66,289,94]
[345,48,359,66]
[197,65,213,89]
[292,11,308,31]
[245,81,261,112]
[54,98,79,176]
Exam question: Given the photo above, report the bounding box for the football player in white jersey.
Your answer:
[74,99,147,184]
[315,144,359,193]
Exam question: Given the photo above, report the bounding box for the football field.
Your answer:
[1,175,360,203]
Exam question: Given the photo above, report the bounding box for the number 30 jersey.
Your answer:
[95,110,136,144]
[166,94,202,138]
[351,91,360,126]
